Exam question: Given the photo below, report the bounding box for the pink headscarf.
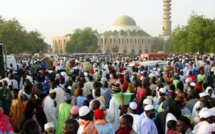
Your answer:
[0,108,13,133]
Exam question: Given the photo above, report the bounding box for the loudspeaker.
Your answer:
[0,42,5,76]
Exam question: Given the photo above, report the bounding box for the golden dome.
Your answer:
[113,15,136,26]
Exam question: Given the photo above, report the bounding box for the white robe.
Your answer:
[54,87,65,112]
[192,101,200,117]
[141,116,158,134]
[83,81,93,96]
[192,121,214,134]
[128,113,140,133]
[105,98,120,131]
[43,96,57,127]
[165,113,177,133]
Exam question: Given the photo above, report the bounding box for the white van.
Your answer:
[127,60,167,72]
[4,55,18,73]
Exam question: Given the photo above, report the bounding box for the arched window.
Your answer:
[97,49,102,53]
[145,49,148,53]
[123,49,127,54]
[106,49,111,54]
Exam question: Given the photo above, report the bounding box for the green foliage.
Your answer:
[26,31,49,53]
[151,37,164,53]
[65,27,98,53]
[111,45,119,53]
[0,16,49,54]
[151,37,173,53]
[171,13,215,54]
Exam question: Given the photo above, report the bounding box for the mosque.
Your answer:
[52,15,154,55]
[52,0,171,54]
[97,15,154,54]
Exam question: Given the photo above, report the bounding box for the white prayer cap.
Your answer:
[199,92,209,97]
[67,86,72,90]
[55,73,61,80]
[79,106,90,117]
[60,71,67,77]
[100,77,108,83]
[49,89,56,94]
[147,96,153,101]
[144,105,154,111]
[190,82,196,87]
[129,102,137,110]
[84,72,88,77]
[150,84,157,90]
[143,98,152,105]
[206,86,213,91]
[153,67,156,71]
[44,122,54,130]
[159,88,166,94]
[199,108,215,118]
[185,63,190,66]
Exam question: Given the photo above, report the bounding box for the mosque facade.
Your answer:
[52,35,70,54]
[97,15,154,54]
[52,15,154,54]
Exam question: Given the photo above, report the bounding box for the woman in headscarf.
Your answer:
[205,86,215,98]
[9,89,24,133]
[0,107,14,133]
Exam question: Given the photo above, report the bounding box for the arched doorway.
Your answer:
[145,49,148,53]
[97,49,102,53]
[139,49,142,54]
[131,49,135,54]
[105,49,111,54]
[123,49,127,54]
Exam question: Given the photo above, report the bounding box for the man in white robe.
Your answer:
[141,105,158,134]
[192,92,209,118]
[43,90,57,127]
[51,81,65,113]
[192,107,215,134]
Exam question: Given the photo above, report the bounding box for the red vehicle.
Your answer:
[140,53,168,60]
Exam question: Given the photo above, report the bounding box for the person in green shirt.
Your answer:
[0,80,12,115]
[56,93,71,134]
[197,69,207,84]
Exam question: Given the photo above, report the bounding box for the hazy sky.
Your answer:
[1,0,215,44]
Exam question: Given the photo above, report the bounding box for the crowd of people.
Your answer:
[0,54,215,134]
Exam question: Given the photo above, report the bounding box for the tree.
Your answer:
[65,27,98,53]
[0,18,29,54]
[111,45,119,53]
[151,37,165,53]
[171,13,215,54]
[0,16,49,54]
[26,31,49,54]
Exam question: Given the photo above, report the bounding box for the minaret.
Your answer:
[162,0,171,36]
